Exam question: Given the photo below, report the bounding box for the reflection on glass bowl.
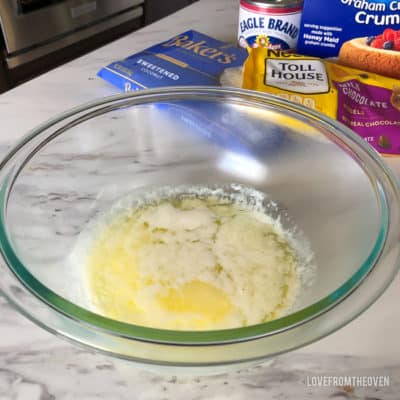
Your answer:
[0,87,398,372]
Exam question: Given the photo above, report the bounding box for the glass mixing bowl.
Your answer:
[0,87,399,370]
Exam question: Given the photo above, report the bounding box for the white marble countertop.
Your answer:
[0,0,399,398]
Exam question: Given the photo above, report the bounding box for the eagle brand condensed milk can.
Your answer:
[238,0,303,51]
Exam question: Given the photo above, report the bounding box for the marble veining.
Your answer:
[0,347,399,400]
[0,0,399,398]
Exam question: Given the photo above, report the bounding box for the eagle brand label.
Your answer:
[238,0,303,51]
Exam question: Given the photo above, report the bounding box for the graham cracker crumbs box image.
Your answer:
[297,0,400,58]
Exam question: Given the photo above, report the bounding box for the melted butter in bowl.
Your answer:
[76,185,308,331]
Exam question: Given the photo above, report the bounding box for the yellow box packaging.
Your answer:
[242,40,400,155]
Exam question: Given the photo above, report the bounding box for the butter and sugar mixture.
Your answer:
[81,188,300,331]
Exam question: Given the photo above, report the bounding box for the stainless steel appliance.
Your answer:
[0,0,144,69]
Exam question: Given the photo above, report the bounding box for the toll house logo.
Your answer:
[265,51,330,94]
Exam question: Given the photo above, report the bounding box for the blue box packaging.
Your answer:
[97,31,290,158]
[97,30,247,91]
[297,0,400,58]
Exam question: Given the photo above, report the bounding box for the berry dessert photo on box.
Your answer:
[338,28,400,80]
